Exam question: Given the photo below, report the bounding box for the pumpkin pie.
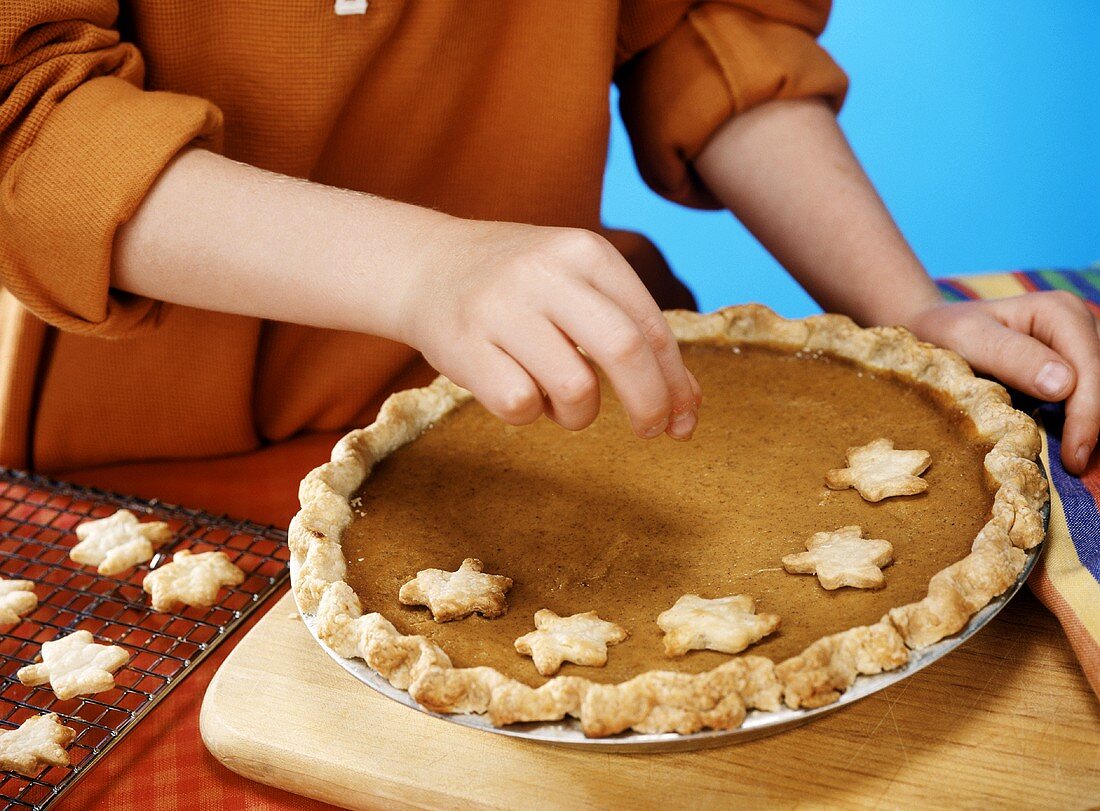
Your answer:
[289,305,1046,738]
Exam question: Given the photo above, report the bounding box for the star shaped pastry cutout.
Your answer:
[515,609,628,676]
[0,714,76,777]
[142,550,245,612]
[825,438,931,502]
[17,630,130,700]
[399,558,513,622]
[782,525,894,590]
[656,594,780,657]
[0,579,37,627]
[70,509,173,576]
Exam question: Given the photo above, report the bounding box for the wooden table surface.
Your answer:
[200,589,1100,809]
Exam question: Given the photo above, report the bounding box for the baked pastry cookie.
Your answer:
[399,558,513,622]
[657,595,780,656]
[290,305,1046,737]
[825,438,932,502]
[782,526,894,590]
[0,714,75,777]
[143,550,245,612]
[70,509,172,576]
[17,630,129,700]
[514,610,628,676]
[0,579,37,627]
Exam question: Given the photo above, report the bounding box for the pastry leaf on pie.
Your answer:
[656,594,780,657]
[782,525,894,590]
[825,438,931,501]
[399,558,513,622]
[514,609,628,676]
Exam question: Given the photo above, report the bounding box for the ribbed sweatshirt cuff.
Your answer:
[618,5,848,210]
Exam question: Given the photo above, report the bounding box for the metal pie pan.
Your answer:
[290,512,1045,753]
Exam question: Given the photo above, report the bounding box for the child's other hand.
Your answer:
[905,293,1100,474]
[397,219,701,440]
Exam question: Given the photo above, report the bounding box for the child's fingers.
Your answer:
[984,293,1100,473]
[1031,302,1100,473]
[491,318,601,431]
[1063,366,1100,474]
[442,342,545,426]
[585,263,698,439]
[916,296,1100,475]
[998,293,1100,472]
[931,308,1072,401]
[549,286,673,438]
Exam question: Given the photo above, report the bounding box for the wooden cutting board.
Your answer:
[200,590,1100,809]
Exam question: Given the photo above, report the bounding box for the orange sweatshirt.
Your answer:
[0,1,845,471]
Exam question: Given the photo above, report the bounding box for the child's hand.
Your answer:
[397,219,701,440]
[693,101,1097,474]
[112,151,698,440]
[905,293,1100,473]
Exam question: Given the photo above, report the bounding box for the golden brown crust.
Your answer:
[291,305,1047,737]
[774,621,909,709]
[887,525,1027,648]
[484,675,591,726]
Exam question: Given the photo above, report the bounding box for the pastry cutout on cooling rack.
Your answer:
[17,630,130,700]
[0,713,76,777]
[0,578,37,627]
[142,550,245,612]
[70,509,173,576]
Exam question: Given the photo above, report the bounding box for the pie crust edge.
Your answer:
[288,305,1047,737]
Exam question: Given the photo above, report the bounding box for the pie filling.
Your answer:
[342,344,994,687]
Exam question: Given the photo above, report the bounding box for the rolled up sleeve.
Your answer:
[0,3,223,337]
[616,0,848,209]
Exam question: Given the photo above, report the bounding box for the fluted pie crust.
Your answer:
[288,305,1047,738]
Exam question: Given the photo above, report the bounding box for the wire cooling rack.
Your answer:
[0,468,290,810]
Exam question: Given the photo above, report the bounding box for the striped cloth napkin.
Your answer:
[937,268,1100,698]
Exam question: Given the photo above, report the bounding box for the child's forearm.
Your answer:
[115,149,448,343]
[695,101,1099,473]
[114,149,700,440]
[694,98,941,327]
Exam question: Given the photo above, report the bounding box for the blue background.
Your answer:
[601,1,1100,316]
